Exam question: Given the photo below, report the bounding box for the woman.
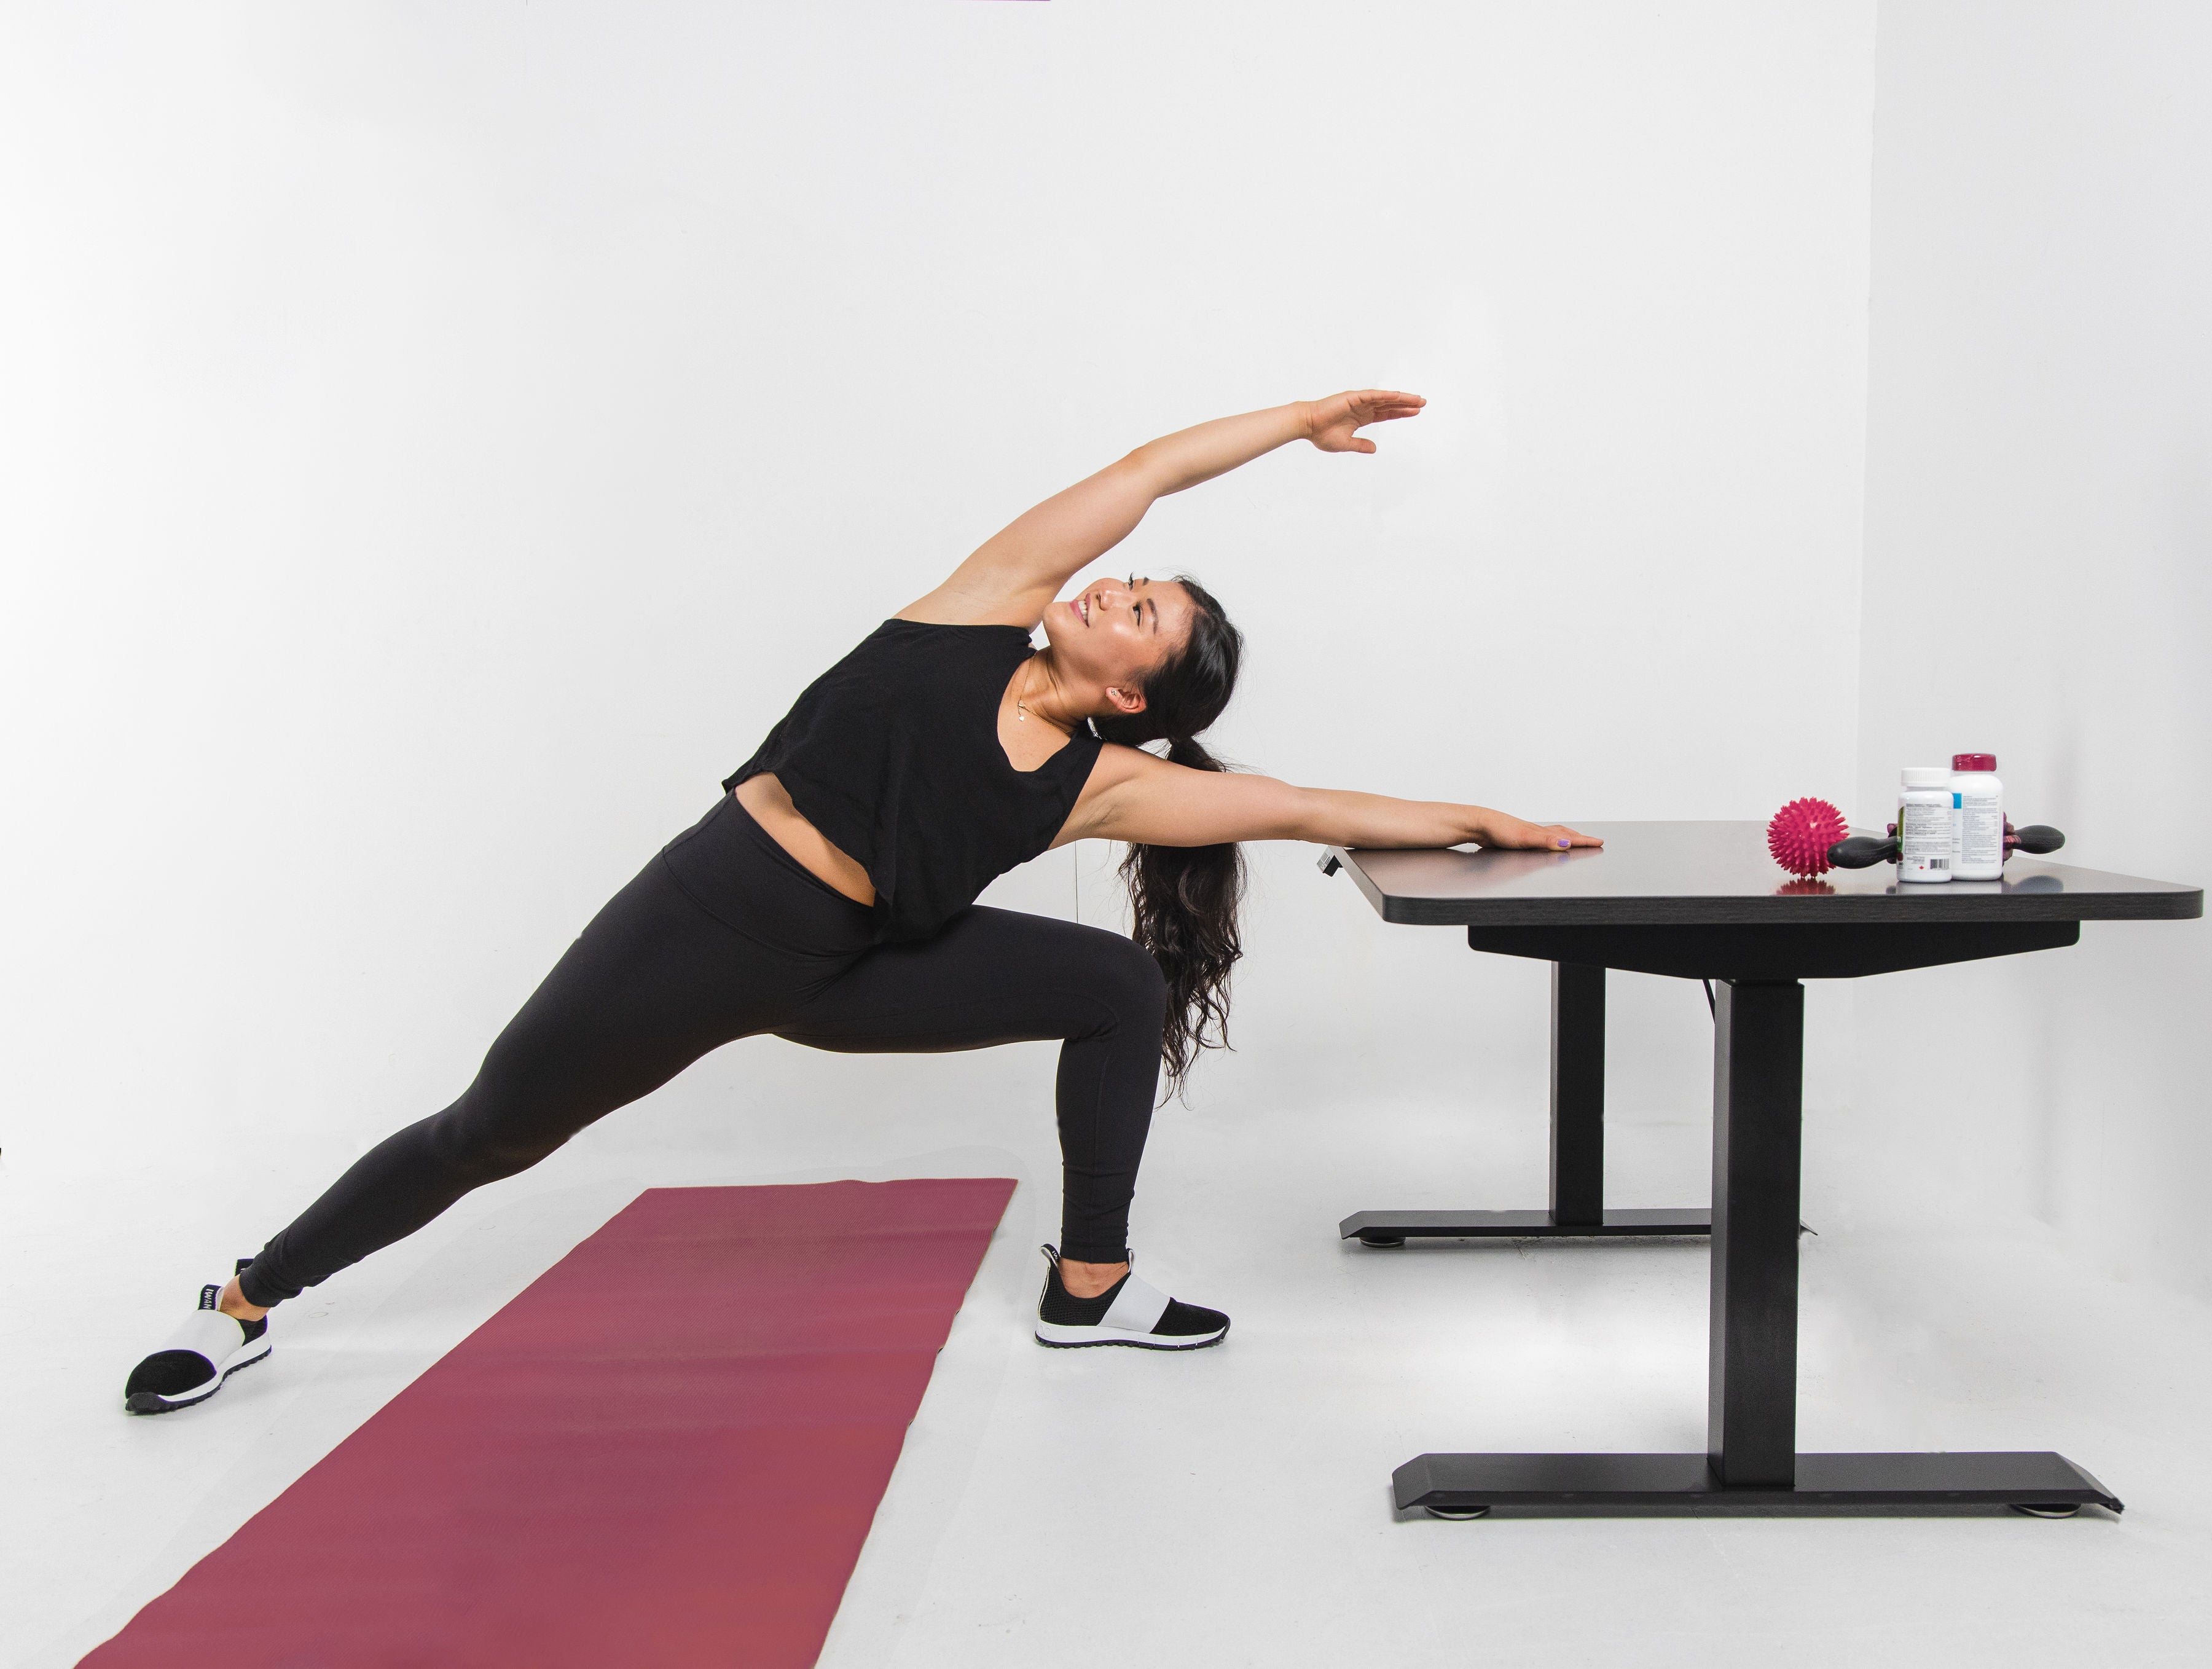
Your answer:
[124,390,1599,1412]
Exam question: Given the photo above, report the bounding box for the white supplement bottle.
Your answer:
[1951,752,2004,880]
[1897,768,1955,883]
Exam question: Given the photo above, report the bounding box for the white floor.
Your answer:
[9,1040,2212,1668]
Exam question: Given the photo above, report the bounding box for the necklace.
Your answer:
[1014,659,1061,729]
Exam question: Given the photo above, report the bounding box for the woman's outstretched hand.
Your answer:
[1478,814,1604,852]
[1304,389,1427,454]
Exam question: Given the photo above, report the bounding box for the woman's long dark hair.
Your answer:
[1092,575,1245,1098]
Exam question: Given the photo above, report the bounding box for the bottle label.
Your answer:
[1899,800,1951,869]
[1958,791,2002,867]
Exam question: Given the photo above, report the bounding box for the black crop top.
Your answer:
[724,619,1104,942]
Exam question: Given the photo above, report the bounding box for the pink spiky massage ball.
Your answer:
[1767,797,1849,877]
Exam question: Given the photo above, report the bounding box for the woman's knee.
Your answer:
[1086,931,1168,1031]
[423,1094,573,1184]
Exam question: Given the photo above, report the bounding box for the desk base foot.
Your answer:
[1341,1208,1712,1243]
[1393,1451,2122,1516]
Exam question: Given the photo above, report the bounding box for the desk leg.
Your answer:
[1339,962,1712,1246]
[1548,962,1607,1227]
[1387,975,2123,1517]
[1708,980,1803,1485]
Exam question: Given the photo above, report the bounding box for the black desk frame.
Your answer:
[1319,840,2199,1518]
[1336,952,1710,1247]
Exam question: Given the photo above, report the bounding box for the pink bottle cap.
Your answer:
[1952,753,1996,772]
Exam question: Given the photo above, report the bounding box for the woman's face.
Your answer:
[1042,575,1194,714]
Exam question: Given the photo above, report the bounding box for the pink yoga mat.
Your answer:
[85,1178,1016,1668]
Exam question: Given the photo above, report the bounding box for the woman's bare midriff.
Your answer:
[732,774,877,906]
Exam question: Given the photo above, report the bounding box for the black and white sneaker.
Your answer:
[1033,1245,1228,1350]
[123,1267,272,1415]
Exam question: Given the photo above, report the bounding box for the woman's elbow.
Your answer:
[1273,786,1339,845]
[1107,448,1171,504]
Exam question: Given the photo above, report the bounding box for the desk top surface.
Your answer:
[1326,822,2204,927]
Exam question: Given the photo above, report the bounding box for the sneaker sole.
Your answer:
[124,1339,273,1416]
[1033,1321,1228,1351]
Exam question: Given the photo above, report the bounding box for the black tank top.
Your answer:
[724,619,1104,942]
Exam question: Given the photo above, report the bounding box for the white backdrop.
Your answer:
[1853,0,2212,1296]
[4,1,1872,1288]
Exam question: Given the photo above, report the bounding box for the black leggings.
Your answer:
[238,794,1166,1307]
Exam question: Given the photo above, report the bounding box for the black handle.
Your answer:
[2010,823,2066,855]
[1317,851,1343,878]
[1827,834,1899,870]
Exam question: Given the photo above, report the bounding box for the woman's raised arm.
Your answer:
[1059,745,1601,853]
[902,391,1426,628]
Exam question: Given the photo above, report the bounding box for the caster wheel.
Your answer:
[1425,1505,1491,1521]
[2011,1502,2082,1519]
[1359,1233,1408,1249]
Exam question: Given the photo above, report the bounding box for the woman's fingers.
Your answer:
[1308,390,1426,452]
[1348,389,1426,422]
[1350,388,1426,405]
[1508,822,1602,850]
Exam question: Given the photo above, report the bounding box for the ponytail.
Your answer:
[1117,739,1245,1094]
[1092,576,1245,1096]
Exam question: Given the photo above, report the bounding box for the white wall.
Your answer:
[0,2,1875,1278]
[1855,1,2212,1293]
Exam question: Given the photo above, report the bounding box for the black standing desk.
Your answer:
[1320,821,2200,1516]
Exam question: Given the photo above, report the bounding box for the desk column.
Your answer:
[1548,964,1606,1228]
[1707,980,1803,1488]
